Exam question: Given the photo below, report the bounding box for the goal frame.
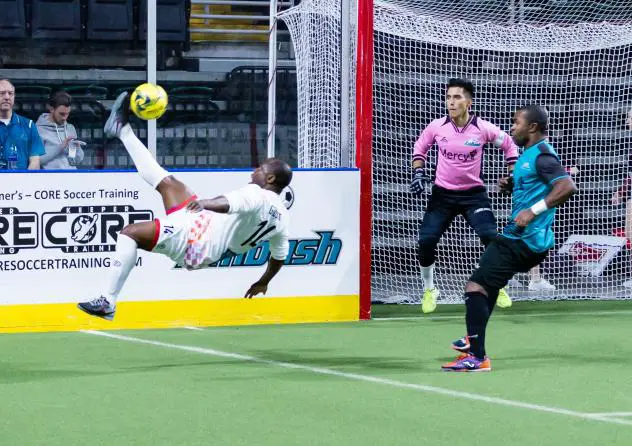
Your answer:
[356,0,374,320]
[281,0,632,317]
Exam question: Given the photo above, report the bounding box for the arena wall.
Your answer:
[0,169,359,333]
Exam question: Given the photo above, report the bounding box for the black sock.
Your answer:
[465,291,490,360]
[487,289,499,316]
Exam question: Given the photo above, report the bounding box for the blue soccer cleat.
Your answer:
[451,335,470,353]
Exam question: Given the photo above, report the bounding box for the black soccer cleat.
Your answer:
[77,296,116,321]
[104,92,131,139]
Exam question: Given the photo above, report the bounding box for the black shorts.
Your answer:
[419,186,497,242]
[469,236,549,293]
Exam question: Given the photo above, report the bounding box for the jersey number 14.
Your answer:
[241,221,275,247]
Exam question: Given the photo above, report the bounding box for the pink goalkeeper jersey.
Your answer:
[412,115,519,191]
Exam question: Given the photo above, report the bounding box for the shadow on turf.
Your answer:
[248,350,426,372]
[0,364,118,383]
[118,351,428,375]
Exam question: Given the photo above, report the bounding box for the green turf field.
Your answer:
[1,300,631,445]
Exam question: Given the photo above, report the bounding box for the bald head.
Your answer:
[249,158,293,193]
[0,79,15,119]
[263,158,293,191]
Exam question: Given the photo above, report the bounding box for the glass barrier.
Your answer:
[160,0,298,168]
[0,0,298,171]
[0,0,156,171]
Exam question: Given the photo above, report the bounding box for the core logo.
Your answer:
[71,214,99,244]
[43,205,153,253]
[0,207,37,254]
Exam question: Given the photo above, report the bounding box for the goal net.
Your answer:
[281,0,632,303]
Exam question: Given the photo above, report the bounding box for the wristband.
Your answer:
[530,199,548,216]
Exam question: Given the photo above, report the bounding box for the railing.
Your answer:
[189,0,295,39]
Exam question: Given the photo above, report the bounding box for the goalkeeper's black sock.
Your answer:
[464,291,490,360]
[487,289,499,316]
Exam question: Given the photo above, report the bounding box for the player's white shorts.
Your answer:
[150,196,218,269]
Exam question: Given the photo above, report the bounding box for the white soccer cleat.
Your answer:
[528,278,556,291]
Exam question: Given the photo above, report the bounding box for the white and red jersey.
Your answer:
[153,184,290,269]
[412,115,519,191]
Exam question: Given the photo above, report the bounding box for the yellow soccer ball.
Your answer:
[130,83,168,120]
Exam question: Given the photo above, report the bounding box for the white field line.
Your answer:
[586,412,632,418]
[81,329,632,427]
[373,309,632,322]
[183,326,205,331]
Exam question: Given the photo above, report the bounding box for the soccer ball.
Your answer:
[130,83,168,120]
[281,186,295,210]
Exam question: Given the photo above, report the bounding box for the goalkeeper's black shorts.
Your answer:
[419,185,497,242]
[469,235,549,293]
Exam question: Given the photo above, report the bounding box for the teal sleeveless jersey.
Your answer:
[502,140,566,253]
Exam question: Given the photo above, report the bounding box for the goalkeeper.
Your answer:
[442,104,577,372]
[410,78,518,313]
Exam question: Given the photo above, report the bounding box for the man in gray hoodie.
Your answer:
[36,90,85,170]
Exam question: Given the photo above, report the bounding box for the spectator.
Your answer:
[0,79,45,170]
[611,108,632,288]
[37,90,85,170]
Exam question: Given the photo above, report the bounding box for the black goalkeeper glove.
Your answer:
[410,168,430,196]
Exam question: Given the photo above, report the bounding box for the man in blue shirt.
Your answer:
[442,104,578,372]
[0,79,45,170]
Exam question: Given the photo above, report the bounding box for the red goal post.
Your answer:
[356,0,374,319]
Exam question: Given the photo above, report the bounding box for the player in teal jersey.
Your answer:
[442,104,578,372]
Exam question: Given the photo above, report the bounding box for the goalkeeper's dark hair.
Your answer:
[447,78,475,99]
[264,158,293,190]
[518,104,549,133]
